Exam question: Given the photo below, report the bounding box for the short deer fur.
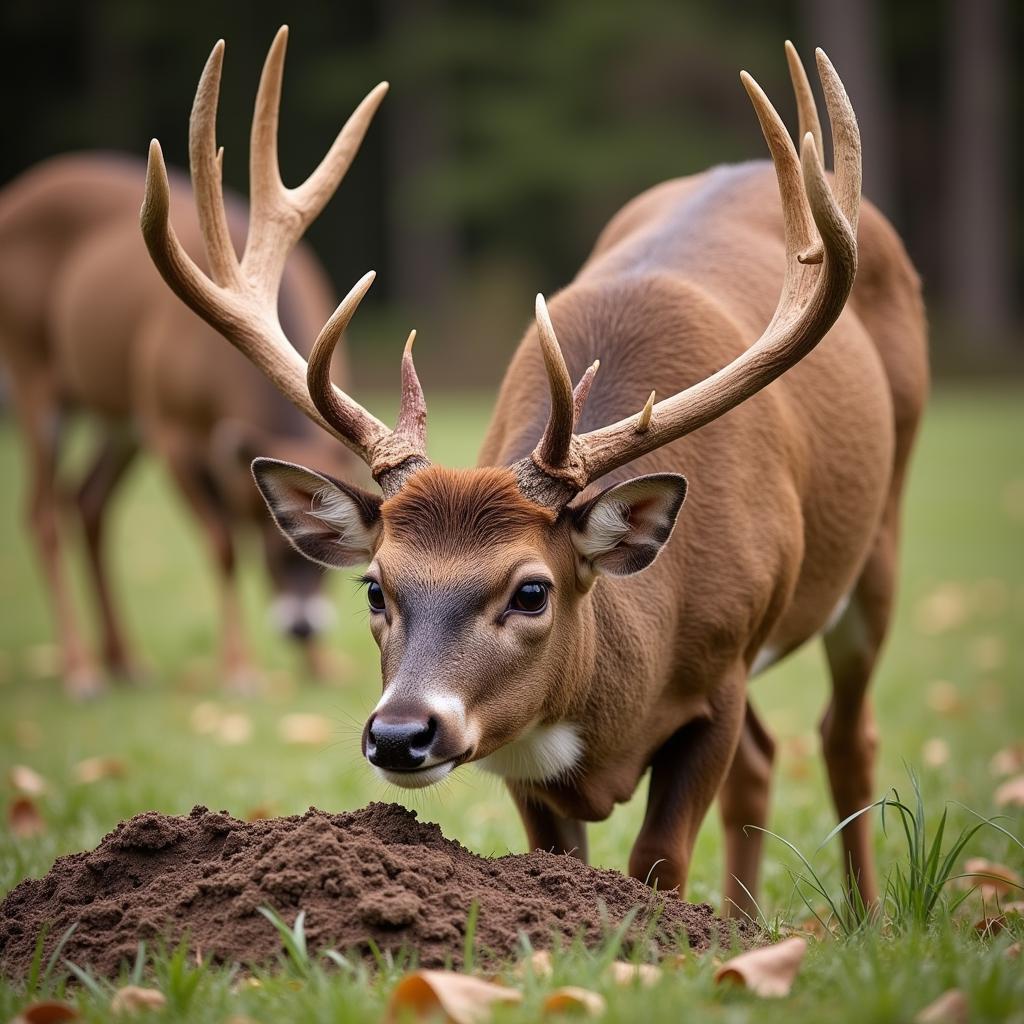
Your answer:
[0,150,369,696]
[143,28,927,914]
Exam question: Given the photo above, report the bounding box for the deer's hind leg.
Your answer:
[74,430,140,679]
[820,507,899,909]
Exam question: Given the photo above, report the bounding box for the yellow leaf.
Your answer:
[386,970,521,1024]
[994,774,1024,808]
[714,936,807,998]
[278,713,332,746]
[913,988,969,1024]
[604,961,660,987]
[8,797,45,839]
[542,986,606,1017]
[7,765,48,797]
[110,987,166,1015]
[8,999,79,1023]
[73,757,127,785]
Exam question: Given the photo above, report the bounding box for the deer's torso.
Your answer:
[480,161,926,820]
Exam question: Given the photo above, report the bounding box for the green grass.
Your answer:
[1,389,1023,1021]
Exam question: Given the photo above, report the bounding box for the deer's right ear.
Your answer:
[251,458,382,569]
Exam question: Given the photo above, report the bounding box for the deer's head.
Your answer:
[141,29,859,787]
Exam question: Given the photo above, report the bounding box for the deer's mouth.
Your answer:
[370,750,470,790]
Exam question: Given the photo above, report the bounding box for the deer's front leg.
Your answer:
[509,784,588,861]
[628,675,746,893]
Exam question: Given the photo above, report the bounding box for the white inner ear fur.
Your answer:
[574,498,631,559]
[301,484,375,546]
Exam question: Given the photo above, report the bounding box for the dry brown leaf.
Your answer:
[278,713,332,746]
[9,1000,79,1023]
[926,681,964,717]
[915,585,969,635]
[110,986,166,1015]
[189,701,223,734]
[542,986,606,1017]
[922,738,950,768]
[914,988,969,1024]
[990,744,1024,777]
[8,765,48,797]
[994,774,1024,808]
[962,858,1023,897]
[973,914,1007,936]
[217,712,252,745]
[714,936,808,998]
[604,961,660,987]
[73,756,127,785]
[386,970,521,1024]
[8,797,45,839]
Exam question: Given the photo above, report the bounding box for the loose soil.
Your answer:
[0,802,755,978]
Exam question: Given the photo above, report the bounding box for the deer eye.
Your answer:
[508,581,549,615]
[366,581,386,613]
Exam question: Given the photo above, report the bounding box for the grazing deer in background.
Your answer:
[143,28,927,915]
[0,147,377,696]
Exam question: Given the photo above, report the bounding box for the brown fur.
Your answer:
[0,154,354,694]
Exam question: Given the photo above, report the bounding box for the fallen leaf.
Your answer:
[605,961,660,987]
[922,738,950,768]
[1006,941,1021,960]
[217,712,252,745]
[514,949,553,979]
[990,744,1024,777]
[189,701,223,734]
[8,797,45,838]
[973,914,1007,936]
[962,858,1023,897]
[915,585,968,635]
[110,986,166,1015]
[278,713,332,746]
[714,936,808,998]
[914,988,969,1023]
[994,774,1024,808]
[386,970,521,1024]
[542,987,606,1017]
[1002,901,1024,917]
[8,765,48,796]
[926,681,964,717]
[9,1000,79,1023]
[73,756,127,785]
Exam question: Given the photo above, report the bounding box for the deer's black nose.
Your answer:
[366,715,438,771]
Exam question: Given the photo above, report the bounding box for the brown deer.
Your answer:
[142,29,927,915]
[0,113,380,695]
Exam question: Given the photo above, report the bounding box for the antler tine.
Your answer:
[572,359,600,426]
[188,40,241,288]
[533,294,577,471]
[395,330,428,448]
[784,41,824,163]
[243,26,388,298]
[513,47,860,499]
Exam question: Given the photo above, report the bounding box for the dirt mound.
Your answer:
[0,802,754,978]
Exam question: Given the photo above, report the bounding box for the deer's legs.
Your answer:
[75,432,140,679]
[629,677,746,893]
[821,518,896,909]
[718,699,776,918]
[508,785,587,861]
[159,434,256,693]
[11,367,101,697]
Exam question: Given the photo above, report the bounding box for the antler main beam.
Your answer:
[140,26,429,495]
[516,44,860,503]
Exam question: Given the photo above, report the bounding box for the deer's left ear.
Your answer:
[571,473,687,577]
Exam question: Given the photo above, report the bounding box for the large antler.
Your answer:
[515,44,861,508]
[141,27,429,496]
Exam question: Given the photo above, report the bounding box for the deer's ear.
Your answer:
[251,458,382,569]
[571,473,687,577]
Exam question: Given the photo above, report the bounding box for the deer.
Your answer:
[0,132,381,696]
[141,28,927,916]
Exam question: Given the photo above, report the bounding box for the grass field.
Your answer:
[1,389,1022,1022]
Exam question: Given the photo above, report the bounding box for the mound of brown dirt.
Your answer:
[0,802,755,978]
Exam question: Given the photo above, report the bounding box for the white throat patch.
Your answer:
[476,722,583,783]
